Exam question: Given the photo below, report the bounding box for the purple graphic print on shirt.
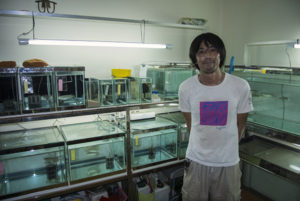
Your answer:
[200,101,228,126]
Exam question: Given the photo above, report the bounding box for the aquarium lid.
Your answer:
[0,126,64,154]
[131,112,155,121]
[60,121,125,143]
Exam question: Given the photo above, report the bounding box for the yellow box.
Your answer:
[112,69,131,78]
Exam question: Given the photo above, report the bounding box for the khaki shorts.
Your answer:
[181,160,241,201]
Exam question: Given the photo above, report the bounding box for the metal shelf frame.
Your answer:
[0,100,183,201]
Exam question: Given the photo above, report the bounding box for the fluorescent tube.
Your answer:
[18,38,171,49]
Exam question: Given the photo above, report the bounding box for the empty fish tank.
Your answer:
[19,67,55,112]
[147,63,194,100]
[0,125,67,198]
[128,77,152,104]
[85,78,100,108]
[60,115,126,182]
[231,66,300,134]
[158,112,190,158]
[99,79,114,106]
[53,67,85,109]
[130,116,178,168]
[113,78,128,105]
[0,67,19,115]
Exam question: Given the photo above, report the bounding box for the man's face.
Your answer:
[196,41,220,74]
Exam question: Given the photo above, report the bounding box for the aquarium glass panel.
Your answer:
[99,79,114,106]
[128,77,152,104]
[54,67,85,108]
[147,68,194,100]
[113,79,128,105]
[233,68,300,136]
[67,137,125,181]
[128,78,140,104]
[0,68,19,115]
[0,127,66,196]
[157,112,190,158]
[85,78,100,108]
[19,67,54,111]
[130,117,177,167]
[61,120,126,181]
[131,129,177,167]
[140,78,152,103]
[61,121,125,141]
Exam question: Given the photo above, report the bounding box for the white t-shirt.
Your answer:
[179,73,253,167]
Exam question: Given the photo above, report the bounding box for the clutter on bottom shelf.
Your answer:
[50,182,127,201]
[86,182,128,201]
[134,174,170,201]
[50,191,89,201]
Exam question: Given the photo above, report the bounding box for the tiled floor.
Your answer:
[241,189,268,201]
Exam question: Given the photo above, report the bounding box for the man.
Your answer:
[179,32,253,201]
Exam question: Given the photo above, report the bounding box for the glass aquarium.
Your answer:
[99,79,114,106]
[0,67,19,115]
[85,78,100,108]
[53,67,85,109]
[231,67,300,136]
[158,112,189,158]
[19,67,55,112]
[130,117,178,168]
[128,77,152,104]
[60,119,126,182]
[147,64,194,100]
[0,126,66,197]
[113,78,128,105]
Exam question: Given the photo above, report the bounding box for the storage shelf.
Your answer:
[0,100,182,200]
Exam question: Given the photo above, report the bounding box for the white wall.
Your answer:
[2,0,298,72]
[0,0,222,78]
[221,0,300,67]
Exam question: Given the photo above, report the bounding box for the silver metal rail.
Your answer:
[1,172,127,201]
[0,9,206,30]
[0,101,179,124]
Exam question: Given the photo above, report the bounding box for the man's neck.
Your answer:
[198,70,224,86]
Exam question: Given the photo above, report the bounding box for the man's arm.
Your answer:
[182,112,192,133]
[237,113,248,141]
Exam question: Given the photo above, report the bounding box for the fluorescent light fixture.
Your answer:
[18,38,171,49]
[294,43,300,48]
[289,164,300,173]
[294,39,300,48]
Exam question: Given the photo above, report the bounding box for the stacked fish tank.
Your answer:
[85,78,100,108]
[113,78,128,105]
[60,112,126,182]
[158,112,189,158]
[130,116,178,168]
[231,67,300,136]
[0,126,67,198]
[53,67,85,110]
[19,67,55,113]
[99,79,114,106]
[0,67,19,115]
[229,65,300,201]
[146,63,195,100]
[128,77,152,104]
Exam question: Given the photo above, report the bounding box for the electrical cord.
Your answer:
[284,47,292,82]
[17,11,35,40]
